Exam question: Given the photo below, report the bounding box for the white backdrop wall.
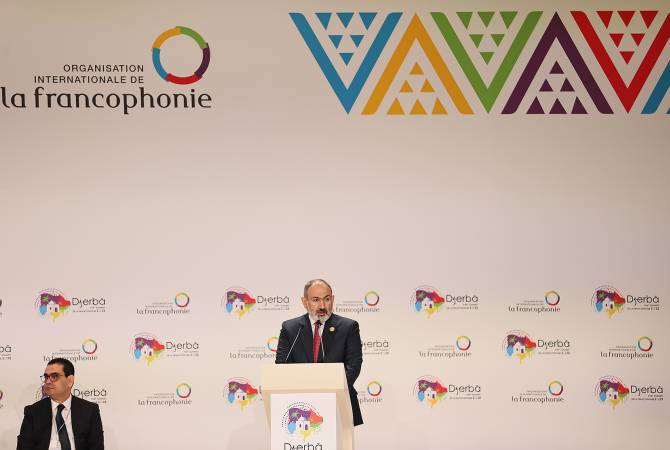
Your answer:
[1,1,668,449]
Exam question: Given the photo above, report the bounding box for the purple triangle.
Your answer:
[527,97,544,114]
[560,78,574,92]
[550,62,564,74]
[540,79,553,92]
[571,97,587,114]
[549,99,567,114]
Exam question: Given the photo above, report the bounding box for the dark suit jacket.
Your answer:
[17,395,104,450]
[275,313,364,426]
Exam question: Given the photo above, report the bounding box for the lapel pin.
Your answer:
[329,326,335,332]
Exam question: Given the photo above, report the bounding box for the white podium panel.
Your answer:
[270,393,337,450]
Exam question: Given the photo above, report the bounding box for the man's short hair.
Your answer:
[303,279,333,298]
[47,358,75,377]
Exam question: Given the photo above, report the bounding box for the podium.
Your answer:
[262,363,354,450]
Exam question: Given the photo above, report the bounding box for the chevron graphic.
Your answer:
[362,14,473,115]
[502,13,612,114]
[642,58,670,113]
[572,11,670,112]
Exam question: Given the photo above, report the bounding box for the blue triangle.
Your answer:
[339,52,354,65]
[329,35,343,48]
[359,12,377,29]
[337,12,354,28]
[350,34,364,47]
[315,12,331,30]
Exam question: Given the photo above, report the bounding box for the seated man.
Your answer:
[17,357,104,450]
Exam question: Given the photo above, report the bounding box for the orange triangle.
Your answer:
[432,98,447,115]
[400,80,413,93]
[387,98,405,115]
[410,63,424,75]
[410,99,427,115]
[620,50,634,63]
[420,79,435,93]
[631,33,645,46]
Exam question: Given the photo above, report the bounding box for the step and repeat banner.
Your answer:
[1,1,668,449]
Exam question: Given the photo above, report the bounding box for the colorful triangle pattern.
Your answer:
[456,10,522,64]
[316,12,383,66]
[528,60,588,114]
[387,62,448,115]
[595,10,660,64]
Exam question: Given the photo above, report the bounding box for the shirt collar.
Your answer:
[309,314,330,328]
[51,395,72,411]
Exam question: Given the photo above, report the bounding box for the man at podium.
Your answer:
[275,278,364,426]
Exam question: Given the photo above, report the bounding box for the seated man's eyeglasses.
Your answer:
[40,372,64,383]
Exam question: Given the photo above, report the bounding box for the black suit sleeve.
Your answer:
[275,321,290,364]
[87,403,104,450]
[16,405,38,450]
[344,320,363,388]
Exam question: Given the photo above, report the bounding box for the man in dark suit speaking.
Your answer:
[275,279,364,426]
[17,357,104,450]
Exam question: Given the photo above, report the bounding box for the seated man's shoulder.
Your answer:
[25,396,50,411]
[72,395,100,411]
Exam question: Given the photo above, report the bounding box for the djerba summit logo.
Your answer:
[290,10,670,115]
[413,375,482,407]
[503,330,571,363]
[35,289,107,321]
[222,286,290,319]
[136,292,191,317]
[411,285,479,318]
[225,377,260,410]
[1,26,212,115]
[596,376,664,409]
[130,332,199,365]
[282,402,324,440]
[592,285,661,318]
[0,341,11,361]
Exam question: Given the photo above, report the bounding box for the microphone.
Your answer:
[285,324,304,363]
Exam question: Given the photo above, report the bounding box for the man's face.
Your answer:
[302,282,334,322]
[42,363,73,401]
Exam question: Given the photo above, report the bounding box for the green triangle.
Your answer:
[500,11,518,29]
[457,11,473,29]
[480,51,494,64]
[478,11,495,27]
[469,34,484,48]
[491,33,505,46]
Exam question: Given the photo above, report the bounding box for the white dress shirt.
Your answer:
[49,396,76,450]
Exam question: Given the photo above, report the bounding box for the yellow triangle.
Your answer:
[420,79,435,93]
[410,62,424,75]
[432,98,447,115]
[410,99,427,115]
[387,98,405,115]
[400,80,413,93]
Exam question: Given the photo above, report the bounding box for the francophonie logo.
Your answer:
[131,333,165,365]
[592,286,625,318]
[81,338,98,355]
[223,287,257,319]
[367,381,383,397]
[412,286,445,318]
[282,402,323,439]
[266,336,279,353]
[226,378,259,410]
[596,376,630,409]
[413,376,447,407]
[548,381,564,396]
[176,383,192,399]
[35,289,71,321]
[503,330,536,363]
[152,27,210,85]
[174,292,190,308]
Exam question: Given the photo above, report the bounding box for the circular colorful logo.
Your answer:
[637,336,653,352]
[367,381,383,397]
[456,335,471,351]
[364,291,380,306]
[174,292,190,308]
[267,336,279,352]
[544,290,560,306]
[548,381,564,396]
[81,338,98,355]
[152,26,210,85]
[176,383,192,398]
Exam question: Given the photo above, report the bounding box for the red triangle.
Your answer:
[597,11,613,28]
[618,11,635,27]
[620,51,634,63]
[609,33,624,47]
[631,33,645,46]
[640,11,658,28]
